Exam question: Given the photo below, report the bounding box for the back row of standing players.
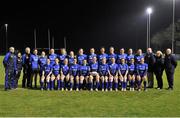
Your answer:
[11,47,148,91]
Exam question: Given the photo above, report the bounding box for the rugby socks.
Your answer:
[40,81,44,89]
[76,83,79,90]
[51,80,54,90]
[138,80,141,89]
[114,82,118,89]
[70,82,73,89]
[101,82,104,89]
[60,80,64,89]
[105,82,108,89]
[109,82,112,89]
[144,81,147,90]
[96,82,100,89]
[89,82,93,90]
[130,80,134,88]
[47,82,50,90]
[57,80,60,89]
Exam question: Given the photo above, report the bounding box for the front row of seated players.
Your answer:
[39,56,148,91]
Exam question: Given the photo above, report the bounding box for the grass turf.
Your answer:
[0,56,180,117]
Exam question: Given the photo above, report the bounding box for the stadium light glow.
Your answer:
[146,7,152,15]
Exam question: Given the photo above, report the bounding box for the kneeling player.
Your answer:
[69,58,79,91]
[99,58,109,91]
[40,59,52,90]
[118,58,128,91]
[128,58,136,91]
[109,57,119,91]
[51,58,60,90]
[136,58,148,91]
[79,60,90,90]
[89,57,99,91]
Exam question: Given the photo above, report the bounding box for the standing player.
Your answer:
[117,48,127,64]
[68,51,75,66]
[51,58,60,90]
[39,51,47,89]
[48,49,57,66]
[88,48,97,65]
[41,59,52,90]
[118,58,128,91]
[15,52,23,88]
[59,48,67,65]
[77,48,87,65]
[109,57,119,91]
[98,47,108,64]
[126,48,134,65]
[135,49,144,65]
[69,58,79,91]
[30,49,39,89]
[99,58,109,91]
[128,58,136,91]
[22,47,31,88]
[108,47,117,64]
[79,60,90,90]
[136,58,148,91]
[3,47,17,90]
[89,57,99,91]
[60,58,69,91]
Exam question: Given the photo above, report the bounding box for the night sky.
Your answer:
[0,0,180,54]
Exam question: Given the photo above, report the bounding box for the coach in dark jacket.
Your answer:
[164,48,177,90]
[145,48,156,88]
[154,51,164,89]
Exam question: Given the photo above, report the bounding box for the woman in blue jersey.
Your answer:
[118,58,128,91]
[68,51,75,66]
[59,48,67,65]
[40,59,52,90]
[108,47,117,64]
[117,48,127,64]
[126,48,134,65]
[109,57,119,91]
[136,58,148,91]
[98,47,108,64]
[60,58,69,91]
[48,48,58,66]
[88,48,97,65]
[128,58,136,91]
[89,57,99,91]
[69,58,79,91]
[51,58,60,90]
[99,58,109,91]
[77,48,87,65]
[30,49,39,89]
[79,60,90,90]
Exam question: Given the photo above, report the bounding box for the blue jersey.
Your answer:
[58,54,67,65]
[48,54,57,66]
[38,57,47,71]
[77,54,87,65]
[61,64,69,75]
[3,52,17,70]
[98,53,108,64]
[52,64,60,76]
[135,55,144,64]
[119,63,128,75]
[117,53,127,64]
[30,54,39,70]
[108,53,117,64]
[88,53,97,64]
[126,54,134,64]
[90,62,99,72]
[136,63,148,76]
[68,56,74,66]
[128,63,136,75]
[109,63,118,76]
[70,64,79,76]
[44,64,52,75]
[79,65,90,76]
[99,64,109,76]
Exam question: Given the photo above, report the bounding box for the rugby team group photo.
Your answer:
[3,46,177,92]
